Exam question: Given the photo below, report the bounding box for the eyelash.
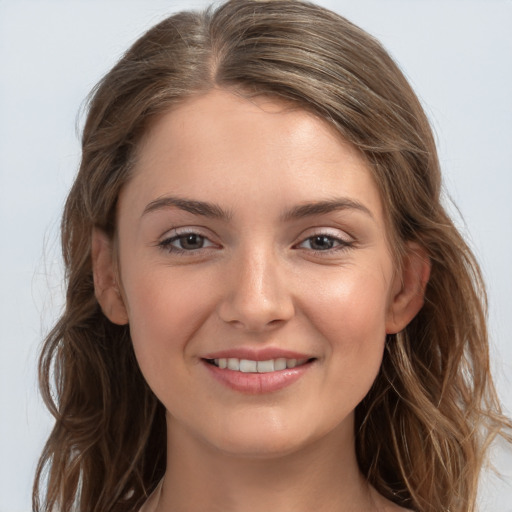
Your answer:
[157,230,353,256]
[157,231,217,255]
[296,234,353,254]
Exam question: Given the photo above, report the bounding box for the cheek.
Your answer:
[121,268,214,377]
[308,266,390,338]
[304,266,391,386]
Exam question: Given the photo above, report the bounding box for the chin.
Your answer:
[201,411,346,460]
[211,431,311,459]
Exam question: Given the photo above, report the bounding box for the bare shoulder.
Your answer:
[137,479,163,512]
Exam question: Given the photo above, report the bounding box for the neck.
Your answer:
[155,413,379,512]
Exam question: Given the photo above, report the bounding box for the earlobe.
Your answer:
[386,242,431,334]
[91,228,129,325]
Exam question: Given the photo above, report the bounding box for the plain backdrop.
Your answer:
[1,1,511,511]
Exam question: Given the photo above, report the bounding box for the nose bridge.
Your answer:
[218,242,294,331]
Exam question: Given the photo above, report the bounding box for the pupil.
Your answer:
[311,236,333,250]
[181,234,203,250]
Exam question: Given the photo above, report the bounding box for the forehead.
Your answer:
[122,89,385,225]
[137,90,354,166]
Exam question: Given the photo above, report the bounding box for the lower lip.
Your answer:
[203,360,313,394]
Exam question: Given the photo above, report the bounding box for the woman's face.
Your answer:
[95,89,424,457]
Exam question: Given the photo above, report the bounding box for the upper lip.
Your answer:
[202,348,314,361]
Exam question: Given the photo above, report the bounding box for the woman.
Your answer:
[33,1,511,511]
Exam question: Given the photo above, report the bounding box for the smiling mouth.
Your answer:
[204,357,314,373]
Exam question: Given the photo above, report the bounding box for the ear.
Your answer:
[91,228,129,325]
[386,242,431,334]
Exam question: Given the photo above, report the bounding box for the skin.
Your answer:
[93,89,428,511]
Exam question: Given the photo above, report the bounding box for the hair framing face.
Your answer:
[33,2,511,512]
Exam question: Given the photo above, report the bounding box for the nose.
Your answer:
[217,247,295,332]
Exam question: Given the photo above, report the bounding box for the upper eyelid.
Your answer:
[295,226,353,242]
[159,226,214,240]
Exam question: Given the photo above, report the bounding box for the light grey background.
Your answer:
[1,1,511,511]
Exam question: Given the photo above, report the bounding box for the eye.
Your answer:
[296,233,352,252]
[158,231,217,253]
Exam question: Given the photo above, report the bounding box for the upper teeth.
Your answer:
[212,358,308,373]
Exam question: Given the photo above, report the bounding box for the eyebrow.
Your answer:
[142,195,373,222]
[142,196,232,220]
[280,198,374,221]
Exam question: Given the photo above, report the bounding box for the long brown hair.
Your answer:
[33,1,511,511]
